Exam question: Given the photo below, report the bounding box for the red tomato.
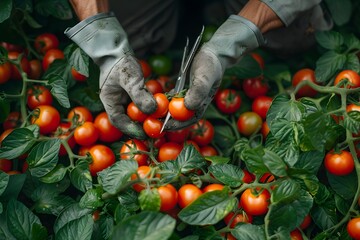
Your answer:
[31,105,61,135]
[190,119,215,146]
[139,59,152,79]
[178,184,203,208]
[28,59,43,79]
[7,51,31,80]
[145,79,163,94]
[199,145,218,157]
[242,169,255,183]
[224,212,253,228]
[300,214,312,230]
[68,106,93,124]
[74,121,99,146]
[0,42,24,52]
[131,165,151,192]
[261,121,270,139]
[334,70,360,89]
[88,144,116,176]
[292,68,318,97]
[165,128,190,144]
[324,150,354,176]
[215,89,242,114]
[202,183,224,193]
[3,112,21,130]
[158,142,183,162]
[150,93,169,118]
[347,218,360,240]
[0,62,12,84]
[143,116,166,139]
[242,76,269,99]
[42,49,64,71]
[71,67,87,81]
[237,111,263,136]
[252,96,272,119]
[169,97,195,121]
[0,159,12,172]
[127,101,148,122]
[120,139,149,166]
[290,229,303,240]
[158,184,178,211]
[27,85,53,110]
[240,188,270,216]
[78,145,92,156]
[92,210,100,221]
[94,112,123,142]
[34,33,59,55]
[0,129,14,146]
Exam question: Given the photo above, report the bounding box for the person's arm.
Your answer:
[68,0,109,20]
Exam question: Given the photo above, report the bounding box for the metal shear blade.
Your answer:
[160,26,204,133]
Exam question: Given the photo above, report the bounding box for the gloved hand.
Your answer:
[65,13,157,139]
[164,14,265,130]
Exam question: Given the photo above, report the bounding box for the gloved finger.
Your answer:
[184,50,222,110]
[119,56,157,115]
[100,84,147,140]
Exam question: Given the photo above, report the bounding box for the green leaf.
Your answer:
[35,0,73,20]
[0,172,9,196]
[343,33,360,51]
[225,54,262,79]
[208,164,244,187]
[93,214,114,240]
[118,189,140,212]
[344,53,360,72]
[241,145,268,175]
[79,188,104,209]
[265,132,299,167]
[98,160,138,195]
[324,0,352,26]
[315,51,347,83]
[271,179,301,203]
[312,199,338,230]
[23,11,42,28]
[0,98,10,123]
[231,224,265,240]
[315,31,344,50]
[0,0,12,23]
[293,150,324,174]
[0,212,16,239]
[28,139,61,177]
[263,149,287,177]
[54,203,93,234]
[344,111,360,134]
[178,188,237,225]
[67,46,89,77]
[6,199,46,240]
[327,171,357,200]
[204,155,230,165]
[111,211,176,240]
[69,161,93,192]
[267,94,304,124]
[48,75,71,108]
[40,164,67,183]
[0,173,26,201]
[334,194,351,216]
[55,214,93,240]
[263,63,291,83]
[68,86,104,112]
[139,188,161,211]
[0,126,38,159]
[176,145,206,174]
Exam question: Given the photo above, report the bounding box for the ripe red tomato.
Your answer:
[7,51,31,80]
[242,169,255,183]
[74,121,99,146]
[127,102,148,122]
[34,33,59,55]
[131,165,151,192]
[0,62,12,84]
[158,142,183,162]
[290,229,303,240]
[88,144,115,176]
[28,59,43,79]
[78,145,92,156]
[250,52,265,69]
[237,111,263,136]
[0,42,24,52]
[215,89,242,114]
[165,128,190,143]
[292,68,318,97]
[324,150,354,176]
[68,106,93,124]
[178,184,203,208]
[27,85,53,110]
[261,121,270,139]
[334,70,360,89]
[224,212,253,228]
[240,188,270,216]
[3,112,21,130]
[42,49,64,71]
[347,218,360,239]
[94,112,123,142]
[145,79,163,94]
[143,116,166,138]
[71,67,87,81]
[31,105,61,135]
[120,139,149,166]
[158,184,178,211]
[199,145,218,157]
[0,159,12,172]
[148,54,172,76]
[92,210,100,221]
[139,59,152,79]
[242,76,269,99]
[252,96,272,119]
[151,93,169,118]
[202,183,224,193]
[300,214,312,230]
[168,97,195,121]
[190,119,214,146]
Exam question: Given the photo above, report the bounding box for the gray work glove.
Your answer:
[65,12,156,139]
[164,15,265,130]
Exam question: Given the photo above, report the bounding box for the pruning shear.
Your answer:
[160,26,205,133]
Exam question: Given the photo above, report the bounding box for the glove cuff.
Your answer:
[203,14,265,69]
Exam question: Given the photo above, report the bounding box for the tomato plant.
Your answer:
[240,188,270,216]
[34,33,59,55]
[31,105,61,135]
[168,97,195,121]
[324,150,354,176]
[88,144,116,176]
[26,85,53,110]
[178,184,203,208]
[252,95,272,119]
[292,68,318,97]
[158,142,183,162]
[334,69,360,88]
[74,121,99,146]
[237,111,263,136]
[242,76,269,99]
[190,119,214,146]
[93,111,123,143]
[0,62,12,84]
[42,48,64,71]
[143,116,166,138]
[215,89,242,114]
[120,139,149,166]
[157,184,178,211]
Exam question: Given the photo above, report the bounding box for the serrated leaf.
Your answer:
[69,161,93,192]
[139,188,161,211]
[204,155,230,164]
[176,145,206,174]
[178,188,236,225]
[344,53,360,72]
[68,46,89,76]
[241,145,268,175]
[312,199,338,230]
[0,172,9,196]
[267,94,304,125]
[79,188,104,209]
[40,164,67,183]
[231,224,265,240]
[271,179,300,203]
[49,75,70,108]
[327,171,357,200]
[111,211,176,240]
[315,31,344,50]
[344,111,360,134]
[118,189,140,212]
[208,164,244,187]
[315,51,346,83]
[0,0,12,23]
[33,194,75,216]
[293,150,324,174]
[28,139,61,177]
[55,214,93,240]
[263,149,287,177]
